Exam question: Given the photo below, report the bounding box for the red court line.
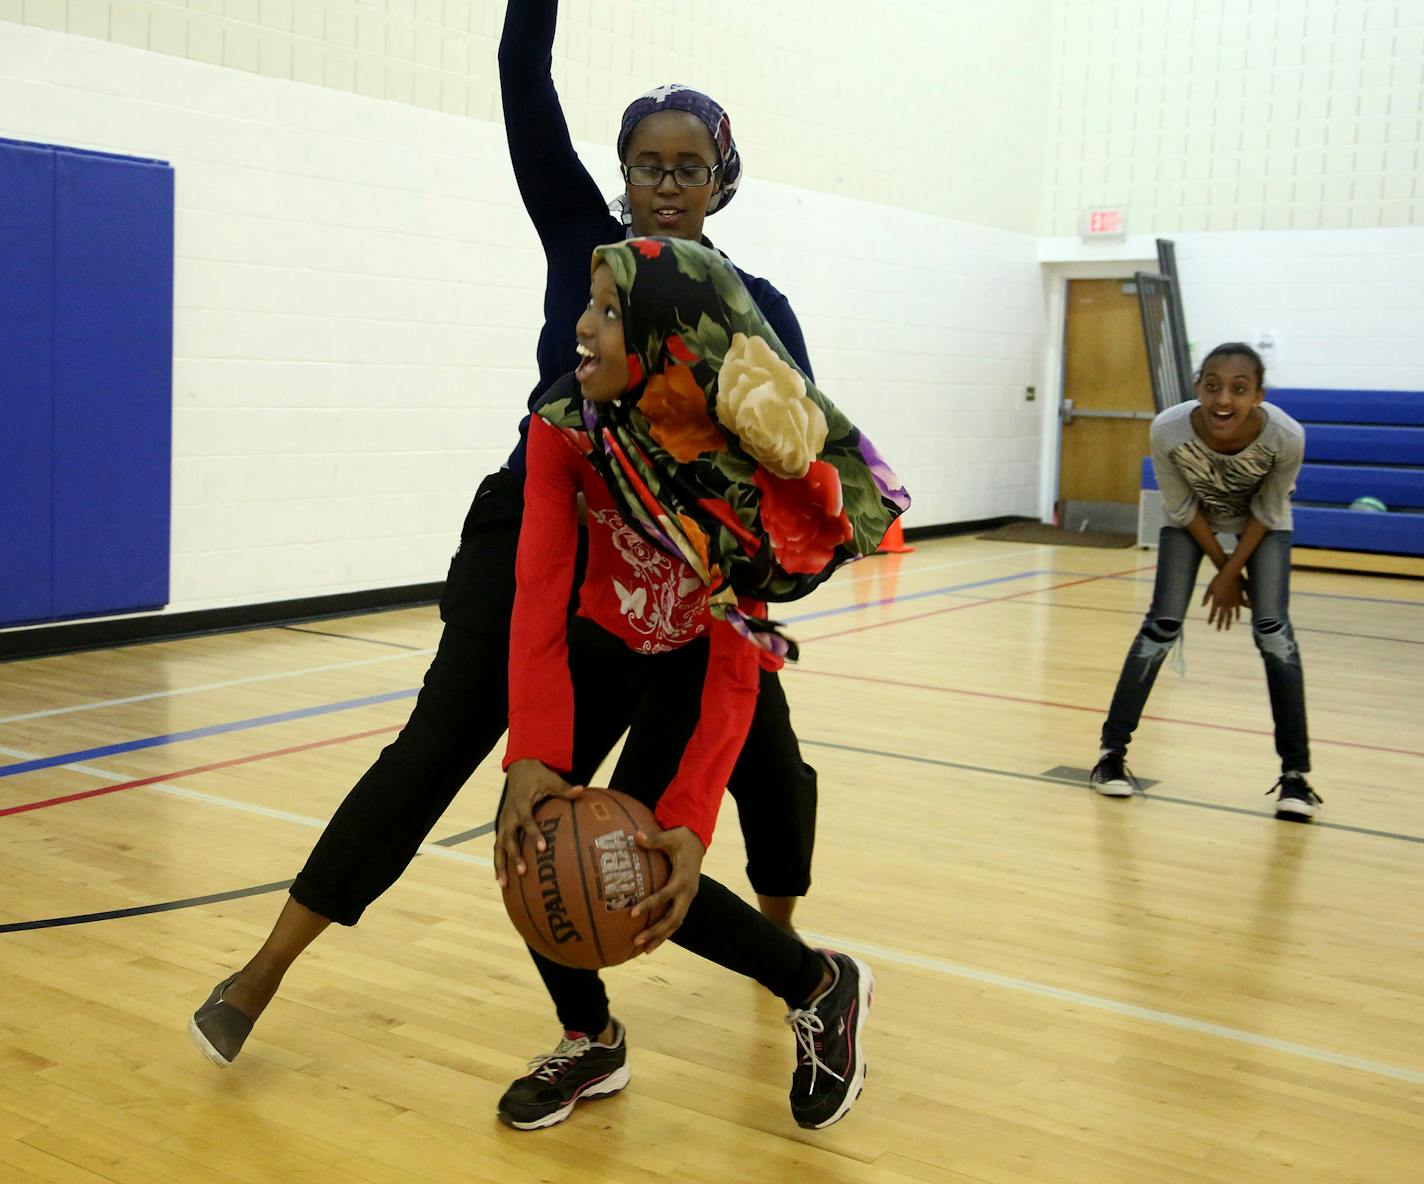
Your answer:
[788,668,1424,760]
[795,559,1424,759]
[805,564,1153,643]
[0,724,400,818]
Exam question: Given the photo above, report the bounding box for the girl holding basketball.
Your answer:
[493,236,908,1131]
[189,0,823,1071]
[496,0,823,935]
[1089,343,1320,820]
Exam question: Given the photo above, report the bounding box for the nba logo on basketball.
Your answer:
[592,831,646,910]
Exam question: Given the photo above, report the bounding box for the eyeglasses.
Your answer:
[621,163,719,189]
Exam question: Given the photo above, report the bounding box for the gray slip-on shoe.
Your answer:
[188,973,254,1067]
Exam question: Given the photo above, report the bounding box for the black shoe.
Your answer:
[785,951,873,1129]
[496,1022,629,1130]
[1270,772,1322,822]
[1089,751,1135,797]
[188,973,254,1068]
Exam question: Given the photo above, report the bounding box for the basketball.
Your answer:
[501,787,670,970]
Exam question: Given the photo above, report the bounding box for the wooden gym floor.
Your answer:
[2,536,1422,1183]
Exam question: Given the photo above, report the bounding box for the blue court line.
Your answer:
[0,688,419,780]
[781,569,1052,624]
[5,730,1420,935]
[1105,572,1424,609]
[2,569,1058,781]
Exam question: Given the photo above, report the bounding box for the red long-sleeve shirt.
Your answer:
[504,414,762,849]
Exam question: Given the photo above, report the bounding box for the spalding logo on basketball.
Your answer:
[501,787,670,969]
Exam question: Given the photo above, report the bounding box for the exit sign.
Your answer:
[1083,207,1126,239]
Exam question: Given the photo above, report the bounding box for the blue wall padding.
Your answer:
[1293,507,1424,555]
[0,138,173,628]
[1294,465,1424,510]
[1140,395,1424,554]
[1143,458,1424,510]
[51,150,174,618]
[0,143,56,625]
[1303,425,1424,466]
[1271,388,1424,426]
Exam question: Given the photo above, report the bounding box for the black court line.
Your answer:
[1043,764,1159,790]
[430,822,495,848]
[0,822,496,934]
[797,738,1424,846]
[5,731,1420,936]
[0,879,296,934]
[280,625,426,651]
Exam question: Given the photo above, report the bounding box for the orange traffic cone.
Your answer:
[877,518,914,554]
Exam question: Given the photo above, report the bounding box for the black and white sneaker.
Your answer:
[1270,772,1322,821]
[1089,751,1135,797]
[784,950,873,1129]
[496,1021,629,1130]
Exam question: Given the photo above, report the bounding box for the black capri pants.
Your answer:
[513,617,825,1035]
[290,468,817,925]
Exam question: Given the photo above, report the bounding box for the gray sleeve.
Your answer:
[1152,430,1198,527]
[1250,424,1305,529]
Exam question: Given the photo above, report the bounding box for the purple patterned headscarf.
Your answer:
[615,83,742,216]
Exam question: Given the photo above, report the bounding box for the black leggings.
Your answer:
[290,468,817,925]
[515,618,825,1035]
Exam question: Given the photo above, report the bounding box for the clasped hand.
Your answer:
[1202,569,1251,631]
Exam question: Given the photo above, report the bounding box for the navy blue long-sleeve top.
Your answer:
[498,0,813,477]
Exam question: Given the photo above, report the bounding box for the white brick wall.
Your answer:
[3,0,1055,232]
[1044,0,1424,235]
[1,21,1043,615]
[1175,227,1424,390]
[3,0,1420,619]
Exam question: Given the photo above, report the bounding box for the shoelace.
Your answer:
[1267,777,1323,805]
[1093,756,1131,784]
[527,1034,591,1083]
[785,1008,845,1095]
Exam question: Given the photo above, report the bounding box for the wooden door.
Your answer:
[1059,279,1156,515]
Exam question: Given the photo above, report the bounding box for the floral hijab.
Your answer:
[538,236,909,662]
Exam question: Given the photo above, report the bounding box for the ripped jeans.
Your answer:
[1100,527,1310,773]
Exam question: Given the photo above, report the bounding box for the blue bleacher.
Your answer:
[1261,388,1422,425]
[1140,387,1424,557]
[1301,426,1424,466]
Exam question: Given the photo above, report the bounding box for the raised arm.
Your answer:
[498,0,612,245]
